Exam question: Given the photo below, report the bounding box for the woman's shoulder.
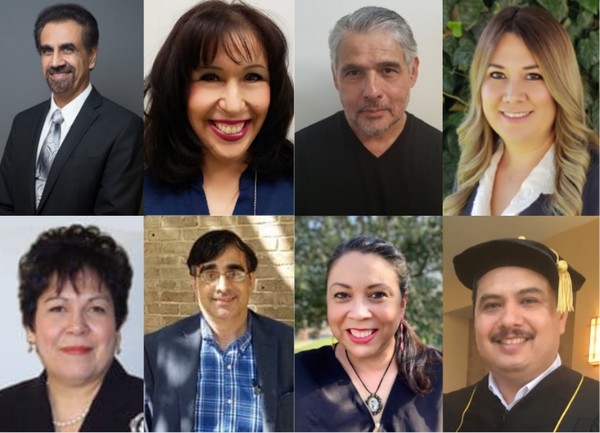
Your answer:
[295,345,335,378]
[0,376,41,402]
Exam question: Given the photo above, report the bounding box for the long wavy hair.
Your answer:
[444,6,598,216]
[145,0,294,189]
[326,237,441,395]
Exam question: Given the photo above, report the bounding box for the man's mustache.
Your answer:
[357,100,392,112]
[46,65,75,76]
[490,327,535,342]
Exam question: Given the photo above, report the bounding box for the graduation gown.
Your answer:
[295,345,442,432]
[444,366,599,432]
[0,359,143,432]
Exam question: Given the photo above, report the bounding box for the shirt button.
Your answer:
[227,399,233,404]
[227,364,232,370]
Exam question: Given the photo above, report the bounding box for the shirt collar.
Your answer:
[472,143,556,216]
[200,313,253,352]
[49,83,93,132]
[488,353,562,410]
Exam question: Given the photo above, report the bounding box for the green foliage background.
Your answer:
[294,216,442,349]
[443,0,599,196]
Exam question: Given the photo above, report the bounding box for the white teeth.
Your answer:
[214,121,245,134]
[500,338,526,345]
[349,329,374,338]
[502,112,530,118]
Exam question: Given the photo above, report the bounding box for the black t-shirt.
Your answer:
[295,111,442,215]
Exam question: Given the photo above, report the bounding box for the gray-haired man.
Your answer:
[295,6,441,216]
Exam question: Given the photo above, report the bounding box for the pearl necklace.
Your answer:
[52,405,90,428]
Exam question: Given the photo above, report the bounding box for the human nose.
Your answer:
[67,309,89,334]
[499,301,524,328]
[502,78,526,103]
[215,274,228,291]
[347,297,372,320]
[362,71,383,99]
[49,51,65,68]
[217,81,245,114]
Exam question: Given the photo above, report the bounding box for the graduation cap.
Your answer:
[453,236,585,313]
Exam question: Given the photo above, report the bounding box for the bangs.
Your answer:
[200,28,263,66]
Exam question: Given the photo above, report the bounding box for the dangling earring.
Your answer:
[115,333,122,355]
[27,340,35,353]
[400,315,405,352]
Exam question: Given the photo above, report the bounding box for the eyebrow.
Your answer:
[328,282,391,291]
[477,287,546,304]
[43,294,111,303]
[488,63,539,70]
[199,263,246,272]
[197,64,268,71]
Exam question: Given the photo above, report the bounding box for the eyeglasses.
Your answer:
[197,269,248,284]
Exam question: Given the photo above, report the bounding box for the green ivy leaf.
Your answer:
[537,0,568,21]
[455,0,487,31]
[448,21,463,37]
[577,32,599,71]
[578,0,598,14]
[452,37,476,68]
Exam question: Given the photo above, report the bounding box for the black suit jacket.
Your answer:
[0,360,143,432]
[0,87,142,215]
[144,311,294,432]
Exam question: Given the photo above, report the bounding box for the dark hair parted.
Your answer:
[19,225,133,331]
[326,237,442,395]
[187,230,258,275]
[34,3,99,53]
[145,0,294,189]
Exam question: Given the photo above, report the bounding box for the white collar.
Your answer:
[49,83,93,133]
[488,354,562,410]
[471,143,556,215]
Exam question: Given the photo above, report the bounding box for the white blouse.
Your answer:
[471,144,556,216]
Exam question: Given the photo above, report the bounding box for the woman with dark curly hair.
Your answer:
[144,0,294,215]
[295,237,442,432]
[0,225,142,432]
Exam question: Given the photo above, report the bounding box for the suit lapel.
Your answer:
[24,103,50,213]
[177,314,202,432]
[37,88,102,212]
[252,312,277,432]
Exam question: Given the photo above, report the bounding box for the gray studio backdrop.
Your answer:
[0,216,144,388]
[0,0,143,158]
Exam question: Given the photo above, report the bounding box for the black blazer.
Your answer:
[0,87,142,215]
[0,360,143,432]
[144,311,294,432]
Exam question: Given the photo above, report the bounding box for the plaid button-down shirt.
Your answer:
[194,315,263,432]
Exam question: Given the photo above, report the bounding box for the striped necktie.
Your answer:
[35,109,64,208]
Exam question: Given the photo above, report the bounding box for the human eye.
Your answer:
[526,72,543,81]
[89,304,108,315]
[333,292,350,300]
[245,72,265,82]
[344,69,361,78]
[62,46,74,54]
[382,67,398,75]
[199,73,220,82]
[489,71,505,79]
[48,304,66,313]
[227,270,246,281]
[368,291,388,300]
[521,297,540,305]
[40,47,52,55]
[201,270,218,282]
[481,301,501,311]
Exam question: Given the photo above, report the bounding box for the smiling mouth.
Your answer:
[212,121,248,135]
[498,337,528,345]
[349,329,375,338]
[501,111,531,119]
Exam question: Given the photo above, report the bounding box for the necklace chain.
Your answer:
[345,349,394,416]
[253,169,257,216]
[52,404,90,428]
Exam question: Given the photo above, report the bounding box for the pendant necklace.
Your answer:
[345,349,394,416]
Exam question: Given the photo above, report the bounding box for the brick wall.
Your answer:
[144,216,294,334]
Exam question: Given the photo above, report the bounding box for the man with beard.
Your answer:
[445,236,599,432]
[0,3,142,215]
[144,230,293,432]
[295,6,441,216]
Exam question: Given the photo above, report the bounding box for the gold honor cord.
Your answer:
[553,374,585,432]
[455,385,477,432]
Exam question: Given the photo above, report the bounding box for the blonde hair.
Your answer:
[443,6,598,216]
